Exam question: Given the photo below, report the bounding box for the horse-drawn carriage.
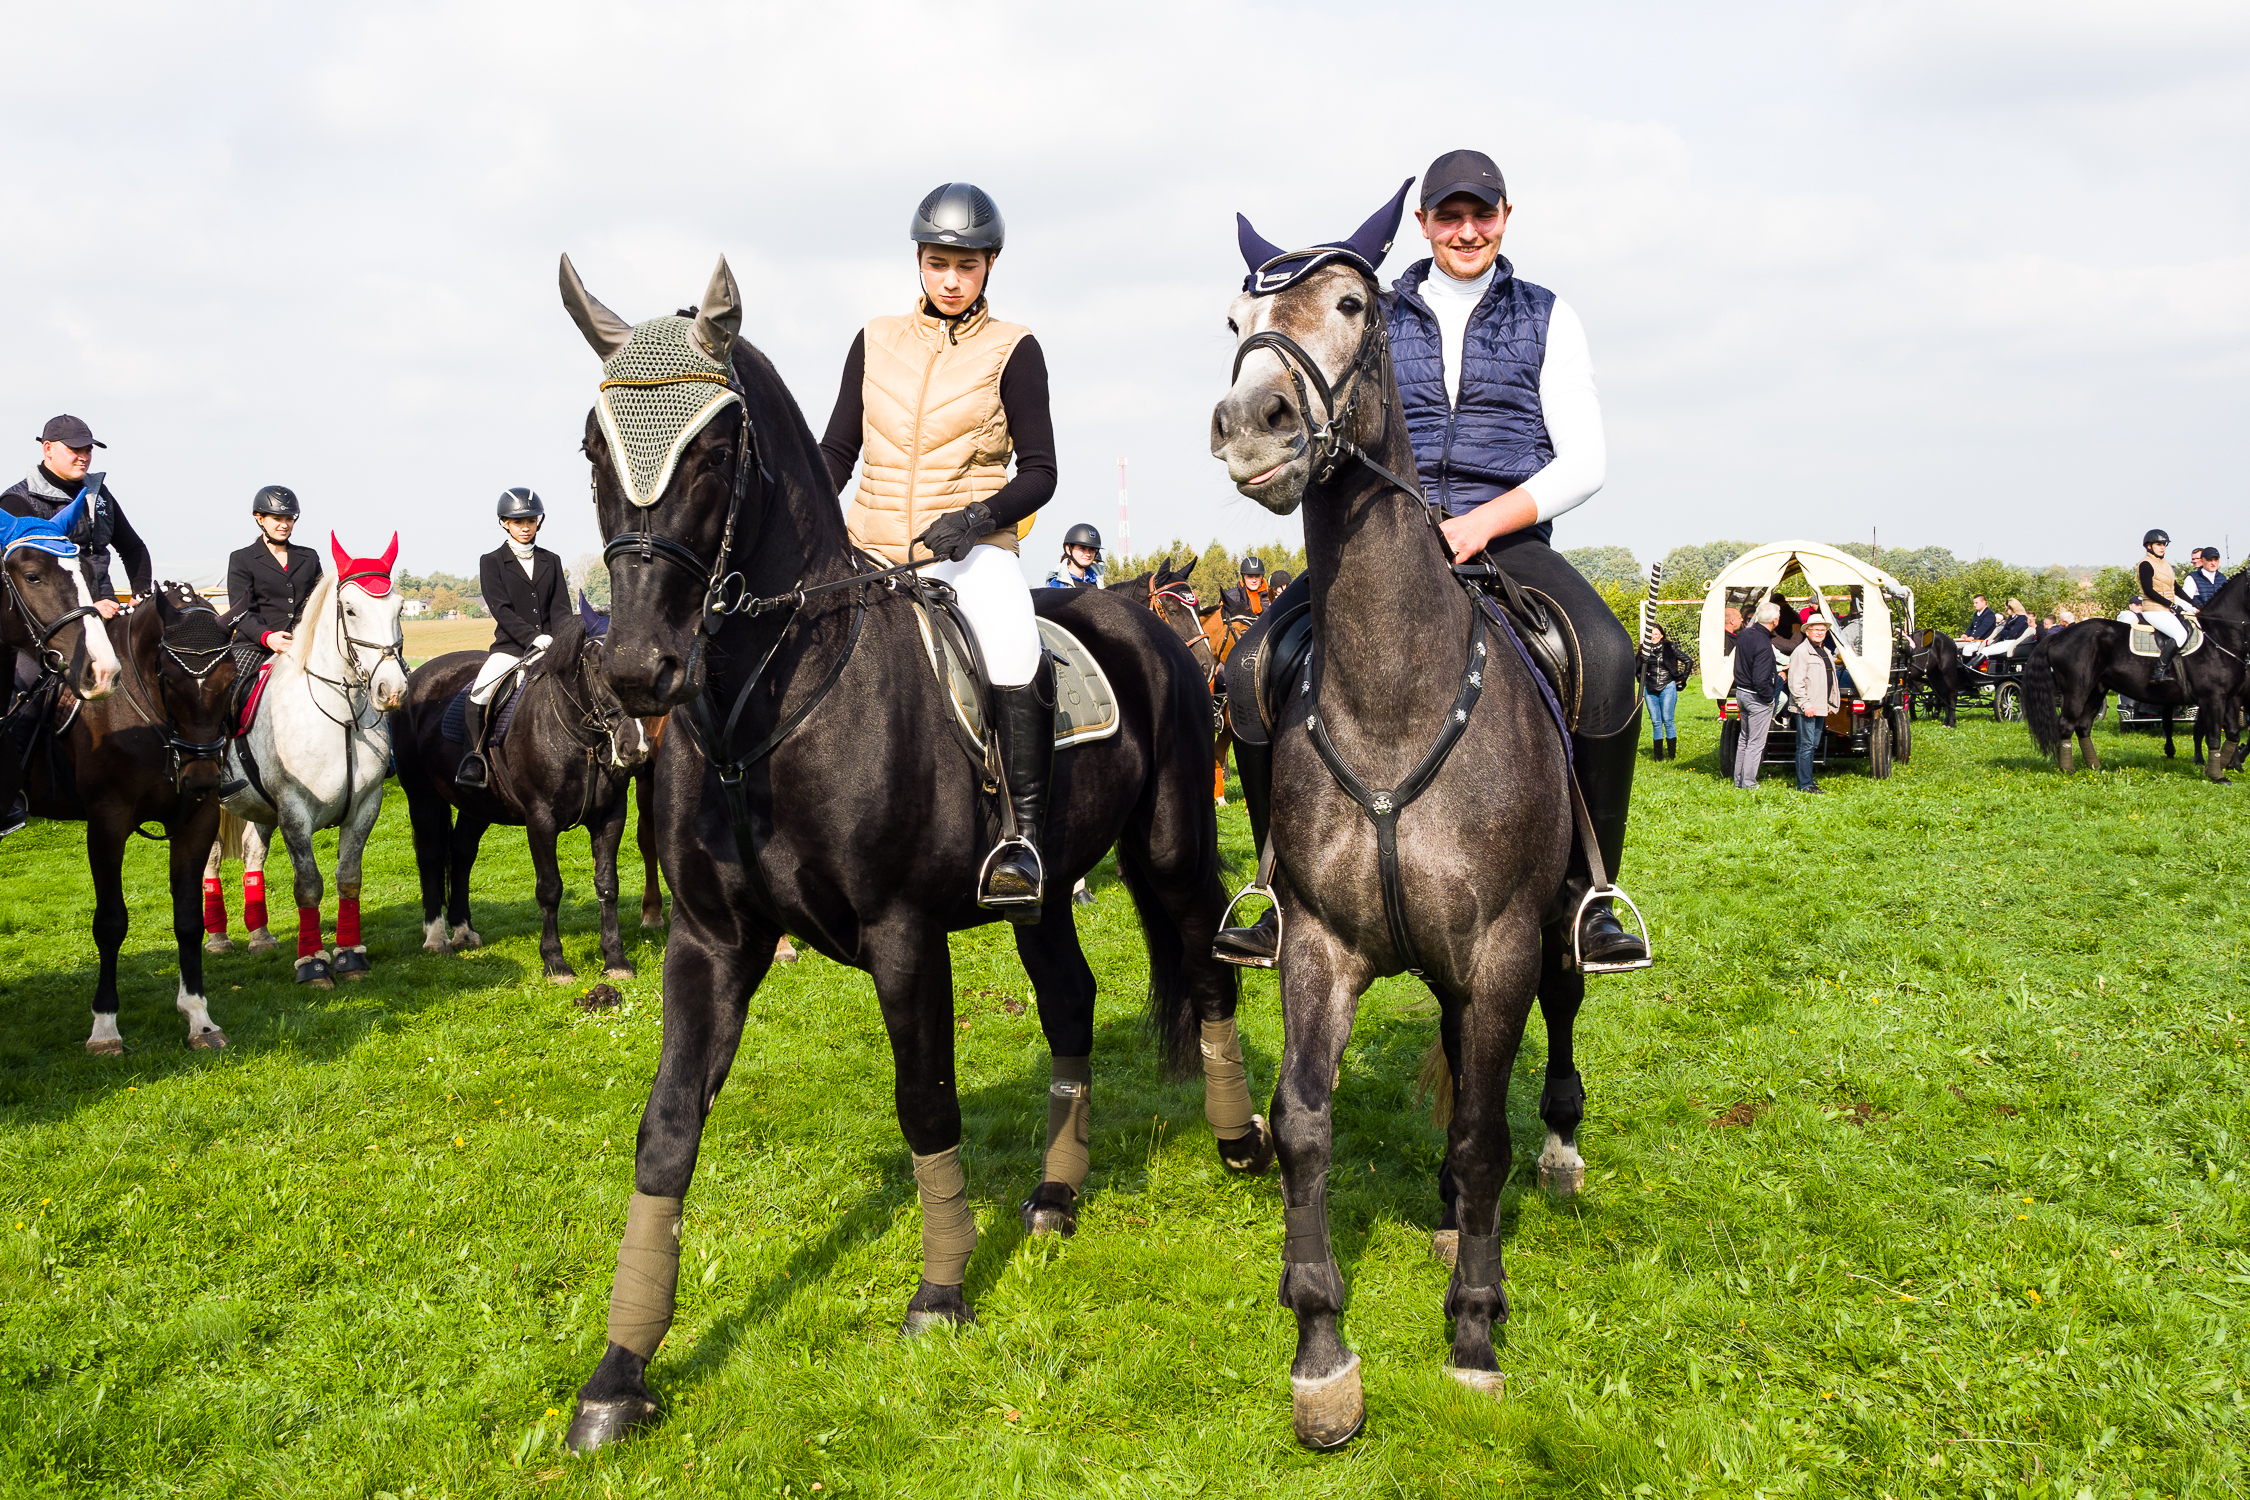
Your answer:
[1698,541,1918,779]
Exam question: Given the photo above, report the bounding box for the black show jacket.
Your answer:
[225,539,324,647]
[480,544,569,654]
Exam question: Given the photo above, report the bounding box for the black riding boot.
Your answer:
[456,698,491,789]
[1566,706,1651,970]
[979,674,1055,924]
[1211,736,1279,966]
[2152,631,2178,684]
[0,692,43,838]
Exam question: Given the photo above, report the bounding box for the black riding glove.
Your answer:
[917,502,996,564]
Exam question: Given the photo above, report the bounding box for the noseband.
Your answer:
[1,553,105,675]
[1149,580,1219,678]
[599,370,769,636]
[1231,267,1422,499]
[306,573,405,730]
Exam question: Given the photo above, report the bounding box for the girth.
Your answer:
[1299,608,1489,976]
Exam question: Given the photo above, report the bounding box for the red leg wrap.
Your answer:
[337,898,361,948]
[244,871,267,932]
[297,906,323,960]
[202,877,227,936]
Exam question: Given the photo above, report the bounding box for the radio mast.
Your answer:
[1116,457,1132,555]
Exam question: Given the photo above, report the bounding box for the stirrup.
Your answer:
[1570,884,1653,975]
[976,836,1044,908]
[1214,880,1280,969]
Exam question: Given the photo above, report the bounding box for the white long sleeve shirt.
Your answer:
[1417,262,1607,525]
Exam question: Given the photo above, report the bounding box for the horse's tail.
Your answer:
[1418,1038,1455,1131]
[216,807,249,864]
[2023,643,2063,760]
[1113,837,1201,1079]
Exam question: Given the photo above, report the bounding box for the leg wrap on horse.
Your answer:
[604,1192,683,1359]
[296,906,323,959]
[1041,1056,1092,1190]
[1199,1019,1257,1140]
[337,898,361,949]
[1279,1187,1346,1309]
[1445,1232,1510,1321]
[911,1147,977,1287]
[202,877,227,937]
[243,871,266,932]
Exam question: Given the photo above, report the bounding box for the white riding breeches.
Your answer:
[925,544,1041,688]
[2120,609,2188,646]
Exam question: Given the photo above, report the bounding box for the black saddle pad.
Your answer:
[440,679,523,744]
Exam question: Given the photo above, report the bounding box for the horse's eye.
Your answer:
[1226,318,1239,335]
[1339,295,1364,316]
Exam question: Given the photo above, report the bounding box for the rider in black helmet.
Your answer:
[457,487,569,789]
[1045,523,1104,588]
[214,485,323,795]
[2136,528,2193,684]
[1219,554,1269,620]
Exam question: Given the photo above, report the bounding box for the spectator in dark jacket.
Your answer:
[1638,625,1694,761]
[1730,601,1781,788]
[1,415,152,608]
[1962,595,1997,642]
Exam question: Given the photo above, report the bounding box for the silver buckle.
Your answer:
[1571,885,1653,975]
[1214,880,1280,969]
[976,836,1044,907]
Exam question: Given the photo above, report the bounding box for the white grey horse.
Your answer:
[214,534,407,987]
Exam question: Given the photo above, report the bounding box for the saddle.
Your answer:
[2128,618,2203,659]
[440,675,527,744]
[908,592,1119,754]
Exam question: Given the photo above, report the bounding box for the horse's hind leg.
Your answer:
[590,794,634,979]
[1013,904,1097,1236]
[169,808,229,1049]
[241,821,277,955]
[84,813,132,1055]
[1444,926,1543,1397]
[407,785,455,953]
[1534,931,1588,1198]
[447,811,490,949]
[200,833,234,954]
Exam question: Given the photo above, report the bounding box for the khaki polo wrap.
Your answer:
[604,1192,683,1358]
[912,1147,978,1287]
[1199,1019,1257,1139]
[1042,1056,1093,1189]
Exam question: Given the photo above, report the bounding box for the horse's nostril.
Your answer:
[1263,392,1291,432]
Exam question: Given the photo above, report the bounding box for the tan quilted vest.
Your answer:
[2145,550,2178,606]
[844,300,1032,565]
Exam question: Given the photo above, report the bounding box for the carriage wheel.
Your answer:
[1717,717,1740,778]
[1869,715,1893,779]
[1993,682,2022,722]
[1890,704,1912,764]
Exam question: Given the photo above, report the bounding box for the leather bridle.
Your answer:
[1147,579,1219,680]
[305,571,405,731]
[1231,262,1422,499]
[599,373,768,637]
[1,547,105,676]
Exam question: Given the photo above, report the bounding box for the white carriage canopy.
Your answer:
[1696,541,1916,703]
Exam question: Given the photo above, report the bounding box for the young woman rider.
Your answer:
[817,182,1059,918]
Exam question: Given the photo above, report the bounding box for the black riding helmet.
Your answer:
[2144,529,2170,549]
[498,487,545,521]
[1062,523,1102,557]
[912,183,1005,252]
[252,484,300,519]
[1239,555,1265,578]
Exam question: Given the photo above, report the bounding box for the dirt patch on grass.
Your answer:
[1949,1084,2020,1117]
[1711,1101,1768,1129]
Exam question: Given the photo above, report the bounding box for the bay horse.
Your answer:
[219,536,408,987]
[2023,575,2250,780]
[1209,204,1582,1446]
[392,613,653,981]
[16,585,239,1052]
[1119,556,1229,798]
[557,257,1261,1452]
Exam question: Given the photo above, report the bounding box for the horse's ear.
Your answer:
[330,533,350,575]
[380,533,399,574]
[693,256,742,364]
[560,253,633,360]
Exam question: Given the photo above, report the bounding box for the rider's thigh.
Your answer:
[926,544,1042,687]
[1486,534,1637,735]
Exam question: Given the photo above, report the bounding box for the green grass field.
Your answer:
[1,694,2244,1498]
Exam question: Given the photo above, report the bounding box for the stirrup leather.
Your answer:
[976,836,1045,907]
[1570,884,1654,975]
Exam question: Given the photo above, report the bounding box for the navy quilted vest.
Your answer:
[1385,257,1556,533]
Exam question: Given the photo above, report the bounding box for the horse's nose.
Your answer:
[84,656,116,698]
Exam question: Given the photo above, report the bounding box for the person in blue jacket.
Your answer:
[1044,524,1104,588]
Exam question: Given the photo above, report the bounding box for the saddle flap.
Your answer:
[1473,585,1582,731]
[237,662,275,736]
[440,676,526,744]
[908,598,1120,751]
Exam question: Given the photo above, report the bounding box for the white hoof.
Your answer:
[1537,1132,1586,1198]
[450,926,482,951]
[421,917,449,954]
[1448,1366,1505,1398]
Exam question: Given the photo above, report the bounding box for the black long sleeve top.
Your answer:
[816,328,1058,530]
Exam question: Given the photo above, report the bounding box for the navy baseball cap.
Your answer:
[1420,150,1508,210]
[38,414,104,449]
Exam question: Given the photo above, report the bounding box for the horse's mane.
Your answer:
[529,613,589,681]
[286,572,337,666]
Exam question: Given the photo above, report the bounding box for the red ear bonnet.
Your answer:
[329,531,397,598]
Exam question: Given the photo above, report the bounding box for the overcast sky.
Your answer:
[3,0,2244,587]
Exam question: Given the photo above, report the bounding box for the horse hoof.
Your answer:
[1291,1355,1365,1451]
[603,966,635,981]
[246,932,277,956]
[773,939,798,965]
[84,1037,125,1057]
[203,935,236,954]
[1430,1229,1459,1267]
[1447,1365,1506,1399]
[296,957,334,989]
[1538,1154,1587,1199]
[564,1394,660,1455]
[1217,1116,1276,1176]
[188,1027,229,1051]
[547,972,577,987]
[451,928,483,951]
[333,949,371,978]
[1019,1181,1078,1238]
[902,1281,976,1336]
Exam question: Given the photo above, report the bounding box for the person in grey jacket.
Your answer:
[1730,601,1781,788]
[0,415,152,607]
[1786,617,1842,794]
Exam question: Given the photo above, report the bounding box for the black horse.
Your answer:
[391,614,652,982]
[12,584,239,1052]
[556,258,1257,1451]
[1905,627,1973,726]
[1209,230,1584,1441]
[2024,575,2250,780]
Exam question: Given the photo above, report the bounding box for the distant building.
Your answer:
[402,599,431,618]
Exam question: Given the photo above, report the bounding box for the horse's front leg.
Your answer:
[589,790,633,979]
[634,769,667,929]
[169,805,229,1048]
[566,893,775,1454]
[241,821,278,955]
[1013,901,1097,1237]
[1271,902,1372,1450]
[527,814,574,983]
[329,781,382,979]
[83,812,133,1055]
[276,808,331,988]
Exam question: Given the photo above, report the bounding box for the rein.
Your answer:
[114,609,233,795]
[1148,580,1219,679]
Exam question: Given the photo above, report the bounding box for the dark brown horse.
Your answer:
[16,585,239,1052]
[1118,557,1229,799]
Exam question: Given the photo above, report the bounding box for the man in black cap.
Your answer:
[1,415,152,612]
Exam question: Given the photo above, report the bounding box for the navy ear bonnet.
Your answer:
[578,591,610,638]
[1238,178,1415,295]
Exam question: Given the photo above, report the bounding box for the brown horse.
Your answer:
[1118,557,1240,801]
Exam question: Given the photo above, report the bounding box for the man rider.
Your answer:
[1219,555,1269,620]
[1044,523,1104,588]
[457,488,568,789]
[2180,547,2228,607]
[1,415,152,613]
[1216,148,1648,971]
[2136,529,2193,683]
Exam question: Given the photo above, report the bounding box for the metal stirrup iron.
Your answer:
[1214,834,1283,969]
[1565,773,1653,975]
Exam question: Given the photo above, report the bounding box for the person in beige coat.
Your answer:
[1786,617,1841,793]
[817,182,1060,917]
